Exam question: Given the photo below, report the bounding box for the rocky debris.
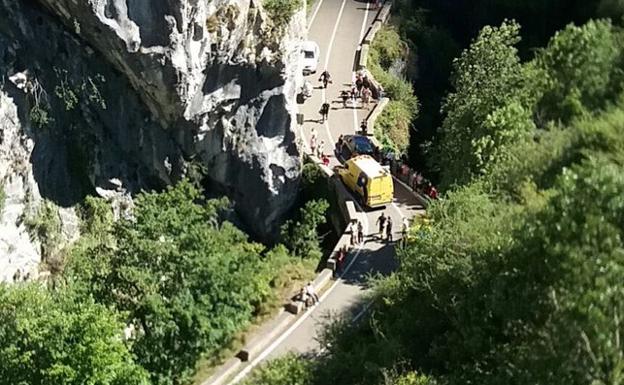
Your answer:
[34,0,307,238]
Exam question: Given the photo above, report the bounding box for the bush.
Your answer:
[65,181,298,385]
[264,0,302,28]
[281,199,329,260]
[368,26,419,153]
[0,284,149,385]
[242,354,314,385]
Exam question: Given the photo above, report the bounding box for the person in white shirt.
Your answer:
[305,282,319,304]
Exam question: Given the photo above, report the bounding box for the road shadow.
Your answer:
[392,180,426,211]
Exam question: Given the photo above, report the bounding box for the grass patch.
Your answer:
[368,26,418,154]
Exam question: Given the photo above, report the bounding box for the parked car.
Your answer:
[339,134,375,160]
[335,155,394,208]
[301,41,320,75]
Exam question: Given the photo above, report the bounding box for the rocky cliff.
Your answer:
[0,0,305,281]
[0,0,303,260]
[35,0,305,234]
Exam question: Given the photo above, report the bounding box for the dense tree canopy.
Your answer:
[66,181,296,384]
[0,284,149,385]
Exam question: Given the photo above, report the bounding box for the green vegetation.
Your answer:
[243,11,624,385]
[1,179,328,385]
[24,200,62,271]
[29,104,51,128]
[0,284,149,385]
[368,26,418,153]
[241,354,314,385]
[65,181,307,384]
[263,0,303,28]
[281,199,329,260]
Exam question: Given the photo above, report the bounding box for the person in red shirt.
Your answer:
[321,154,330,166]
[428,184,438,200]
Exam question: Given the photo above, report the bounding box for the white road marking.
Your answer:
[308,0,325,30]
[319,0,348,145]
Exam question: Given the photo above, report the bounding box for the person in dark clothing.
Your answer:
[360,120,368,136]
[362,76,371,90]
[386,216,393,242]
[336,134,344,153]
[355,77,363,95]
[320,102,330,123]
[341,89,350,108]
[357,221,364,244]
[376,212,387,237]
[319,70,331,88]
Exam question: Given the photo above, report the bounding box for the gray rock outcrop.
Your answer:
[0,91,41,282]
[35,0,305,237]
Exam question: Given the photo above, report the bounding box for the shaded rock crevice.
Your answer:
[0,0,307,257]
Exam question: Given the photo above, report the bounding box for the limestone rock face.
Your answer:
[35,0,305,237]
[0,92,41,282]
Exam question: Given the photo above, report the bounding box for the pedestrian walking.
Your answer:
[319,69,332,89]
[386,217,393,242]
[376,212,387,237]
[336,134,344,152]
[320,102,330,123]
[357,220,364,244]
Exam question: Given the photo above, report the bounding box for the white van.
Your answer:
[301,41,320,75]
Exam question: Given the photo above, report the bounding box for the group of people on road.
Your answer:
[348,219,365,246]
[375,213,410,243]
[309,127,331,165]
[339,71,375,110]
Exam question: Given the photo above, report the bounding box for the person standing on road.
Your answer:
[360,120,368,136]
[401,217,409,239]
[319,70,332,89]
[386,216,393,243]
[336,134,344,153]
[357,220,364,244]
[317,139,325,158]
[336,246,346,275]
[362,87,372,109]
[349,220,357,245]
[376,212,387,237]
[320,102,330,123]
[310,130,317,155]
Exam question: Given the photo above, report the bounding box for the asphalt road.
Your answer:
[230,0,424,379]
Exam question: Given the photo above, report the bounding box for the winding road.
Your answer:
[228,1,424,381]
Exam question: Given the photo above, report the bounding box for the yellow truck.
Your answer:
[336,155,394,208]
